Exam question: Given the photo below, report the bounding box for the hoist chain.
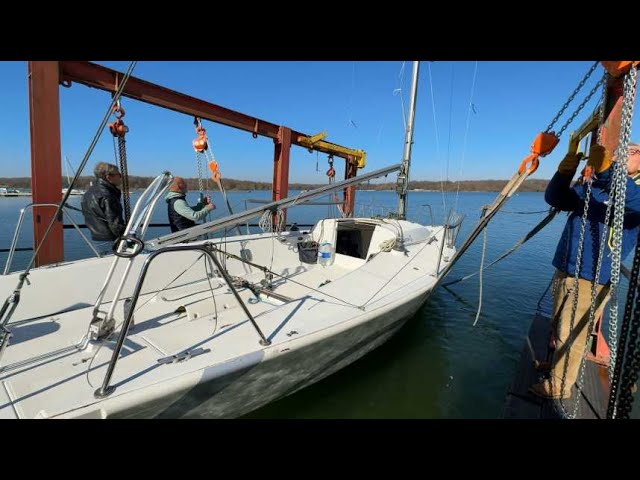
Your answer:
[596,72,610,145]
[556,76,607,139]
[118,136,131,223]
[545,61,600,135]
[570,177,617,418]
[196,151,205,196]
[608,65,639,418]
[557,181,592,417]
[108,102,131,224]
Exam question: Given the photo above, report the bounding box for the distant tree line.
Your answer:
[0,176,550,193]
[362,179,551,193]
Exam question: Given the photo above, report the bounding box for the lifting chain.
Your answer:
[557,180,593,417]
[545,61,602,138]
[192,118,238,230]
[606,65,639,418]
[193,118,208,198]
[596,72,610,145]
[108,101,131,223]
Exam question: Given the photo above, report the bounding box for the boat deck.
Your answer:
[0,222,450,418]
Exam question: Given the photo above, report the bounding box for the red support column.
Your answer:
[343,157,357,217]
[598,74,625,155]
[272,126,291,227]
[28,61,63,267]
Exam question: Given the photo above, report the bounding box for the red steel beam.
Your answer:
[28,61,63,267]
[59,61,356,161]
[272,127,291,226]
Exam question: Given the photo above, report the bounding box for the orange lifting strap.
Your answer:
[518,132,559,175]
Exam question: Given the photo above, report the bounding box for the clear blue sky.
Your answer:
[1,61,635,183]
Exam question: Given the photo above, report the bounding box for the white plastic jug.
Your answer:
[318,242,334,266]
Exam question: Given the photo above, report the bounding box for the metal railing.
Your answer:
[435,212,465,276]
[94,242,270,399]
[3,203,100,275]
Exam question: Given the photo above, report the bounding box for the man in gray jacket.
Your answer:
[166,177,215,232]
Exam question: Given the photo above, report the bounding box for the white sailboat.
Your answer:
[61,156,85,196]
[0,62,459,419]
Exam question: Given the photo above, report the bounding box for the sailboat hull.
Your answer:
[116,289,431,419]
[0,219,452,419]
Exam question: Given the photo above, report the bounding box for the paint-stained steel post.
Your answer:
[343,157,357,217]
[28,61,63,267]
[273,126,291,227]
[598,73,625,155]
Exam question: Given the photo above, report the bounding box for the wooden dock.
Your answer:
[503,313,610,419]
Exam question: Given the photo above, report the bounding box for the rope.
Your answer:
[378,237,397,252]
[472,227,488,326]
[259,210,284,233]
[442,209,558,287]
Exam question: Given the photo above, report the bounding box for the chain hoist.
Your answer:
[108,100,131,223]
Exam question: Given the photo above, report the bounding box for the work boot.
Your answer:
[529,380,572,400]
[534,360,552,373]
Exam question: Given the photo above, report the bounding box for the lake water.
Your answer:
[0,189,630,418]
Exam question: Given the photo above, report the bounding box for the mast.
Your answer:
[397,61,420,219]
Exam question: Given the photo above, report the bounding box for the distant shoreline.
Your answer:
[0,177,550,194]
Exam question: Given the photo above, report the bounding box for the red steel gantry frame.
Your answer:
[28,61,366,267]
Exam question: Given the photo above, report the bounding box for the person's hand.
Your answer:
[205,202,215,211]
[557,151,584,175]
[586,144,612,174]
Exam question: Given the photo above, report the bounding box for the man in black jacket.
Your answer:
[81,162,125,254]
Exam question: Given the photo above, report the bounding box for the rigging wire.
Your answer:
[445,63,455,189]
[427,62,446,219]
[393,61,408,131]
[455,61,479,212]
[347,61,357,129]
